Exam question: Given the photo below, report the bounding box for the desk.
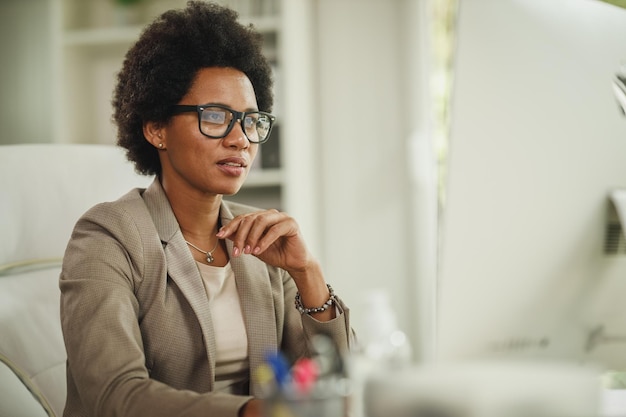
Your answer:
[602,390,626,417]
[363,361,610,417]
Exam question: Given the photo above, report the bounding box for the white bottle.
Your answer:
[361,291,412,366]
[349,290,412,417]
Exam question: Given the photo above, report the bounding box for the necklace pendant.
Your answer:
[206,252,214,263]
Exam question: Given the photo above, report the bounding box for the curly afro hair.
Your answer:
[113,1,274,176]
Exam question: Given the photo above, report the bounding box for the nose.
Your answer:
[222,119,249,149]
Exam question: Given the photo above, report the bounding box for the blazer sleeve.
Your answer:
[279,268,356,365]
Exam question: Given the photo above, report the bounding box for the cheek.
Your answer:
[165,119,205,150]
[163,126,206,164]
[248,145,260,162]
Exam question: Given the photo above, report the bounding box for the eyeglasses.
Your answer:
[171,104,275,144]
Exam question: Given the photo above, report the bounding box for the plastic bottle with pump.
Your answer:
[349,290,412,417]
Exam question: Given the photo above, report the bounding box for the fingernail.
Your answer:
[233,246,240,257]
[244,245,251,254]
[253,246,261,255]
[216,229,225,237]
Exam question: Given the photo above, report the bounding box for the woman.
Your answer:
[59,2,354,416]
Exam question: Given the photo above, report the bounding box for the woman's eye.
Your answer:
[243,116,258,128]
[202,110,227,124]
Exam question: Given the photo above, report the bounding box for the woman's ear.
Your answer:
[143,121,166,150]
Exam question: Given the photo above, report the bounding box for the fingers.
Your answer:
[217,209,294,256]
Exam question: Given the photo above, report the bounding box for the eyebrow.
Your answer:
[200,103,259,112]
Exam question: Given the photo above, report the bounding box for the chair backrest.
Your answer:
[0,144,152,417]
[0,144,153,269]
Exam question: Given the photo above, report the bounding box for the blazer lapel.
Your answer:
[164,234,218,385]
[142,179,218,389]
[220,207,278,396]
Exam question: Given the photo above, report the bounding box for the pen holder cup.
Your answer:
[263,391,349,417]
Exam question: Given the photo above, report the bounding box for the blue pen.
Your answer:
[264,351,291,389]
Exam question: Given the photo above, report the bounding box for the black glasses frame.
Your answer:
[171,103,275,144]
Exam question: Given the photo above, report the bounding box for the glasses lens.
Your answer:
[198,106,272,142]
[243,113,272,143]
[200,107,232,137]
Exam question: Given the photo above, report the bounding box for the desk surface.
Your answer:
[602,390,626,417]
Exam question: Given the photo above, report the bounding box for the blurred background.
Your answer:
[3,0,626,374]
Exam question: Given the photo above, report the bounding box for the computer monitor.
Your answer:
[437,0,626,372]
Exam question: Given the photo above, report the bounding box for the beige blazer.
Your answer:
[60,179,353,417]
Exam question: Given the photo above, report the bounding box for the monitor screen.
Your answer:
[437,0,626,372]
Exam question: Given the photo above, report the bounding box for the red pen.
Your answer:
[291,357,320,395]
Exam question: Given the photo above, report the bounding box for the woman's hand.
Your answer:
[216,209,313,278]
[238,399,263,417]
[219,209,336,321]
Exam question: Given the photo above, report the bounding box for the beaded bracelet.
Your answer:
[294,284,336,315]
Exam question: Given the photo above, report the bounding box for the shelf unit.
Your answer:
[52,0,283,210]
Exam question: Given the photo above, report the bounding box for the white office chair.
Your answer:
[0,144,152,417]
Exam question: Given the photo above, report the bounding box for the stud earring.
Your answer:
[158,143,164,149]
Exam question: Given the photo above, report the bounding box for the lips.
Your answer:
[217,157,247,168]
[221,161,243,167]
[216,157,248,177]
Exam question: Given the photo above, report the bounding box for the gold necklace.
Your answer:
[185,239,220,263]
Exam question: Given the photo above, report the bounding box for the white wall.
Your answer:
[311,0,435,358]
[0,0,53,144]
[438,0,626,369]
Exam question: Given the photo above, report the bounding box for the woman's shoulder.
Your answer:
[83,187,146,215]
[76,187,152,233]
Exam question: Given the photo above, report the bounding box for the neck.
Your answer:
[159,176,222,241]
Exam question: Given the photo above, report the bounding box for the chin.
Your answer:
[220,185,244,196]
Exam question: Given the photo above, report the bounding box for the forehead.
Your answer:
[184,67,257,109]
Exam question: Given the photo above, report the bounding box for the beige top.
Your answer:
[196,262,249,394]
